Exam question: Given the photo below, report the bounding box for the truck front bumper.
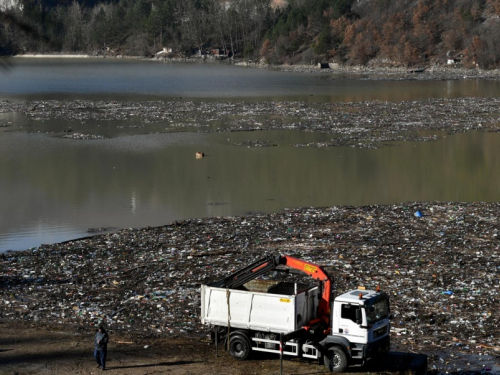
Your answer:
[364,335,390,362]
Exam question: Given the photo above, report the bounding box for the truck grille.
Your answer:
[373,325,388,339]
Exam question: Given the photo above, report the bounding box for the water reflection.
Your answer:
[0,57,14,71]
[1,129,499,251]
[2,58,500,102]
[2,59,500,250]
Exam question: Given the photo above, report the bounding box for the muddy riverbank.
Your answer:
[1,202,500,373]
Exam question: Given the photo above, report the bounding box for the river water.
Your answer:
[1,58,500,251]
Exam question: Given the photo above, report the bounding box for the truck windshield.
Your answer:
[365,295,389,324]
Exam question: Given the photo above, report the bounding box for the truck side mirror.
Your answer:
[355,309,362,325]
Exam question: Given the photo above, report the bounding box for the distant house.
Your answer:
[157,47,173,54]
[447,53,463,66]
[156,47,173,57]
[212,48,230,57]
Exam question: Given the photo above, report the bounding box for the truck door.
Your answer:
[336,303,366,343]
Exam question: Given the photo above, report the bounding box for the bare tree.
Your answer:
[63,1,84,51]
[210,0,229,56]
[178,0,214,55]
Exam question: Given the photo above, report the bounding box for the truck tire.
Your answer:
[324,346,348,373]
[229,333,251,360]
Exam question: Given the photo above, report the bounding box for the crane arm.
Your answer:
[278,255,332,327]
[209,253,333,328]
[209,254,281,289]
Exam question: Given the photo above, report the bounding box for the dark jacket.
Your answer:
[94,330,109,350]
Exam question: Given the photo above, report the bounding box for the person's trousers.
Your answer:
[94,349,107,369]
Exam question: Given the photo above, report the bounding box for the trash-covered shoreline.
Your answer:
[1,202,499,373]
[272,64,500,81]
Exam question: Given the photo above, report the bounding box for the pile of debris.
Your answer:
[1,98,500,148]
[1,202,499,373]
[62,132,108,140]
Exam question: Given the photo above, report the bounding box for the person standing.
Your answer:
[94,326,109,370]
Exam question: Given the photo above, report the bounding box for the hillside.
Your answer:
[1,1,500,69]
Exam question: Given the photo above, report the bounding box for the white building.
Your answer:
[0,0,23,11]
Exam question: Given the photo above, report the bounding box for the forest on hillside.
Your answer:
[1,0,500,69]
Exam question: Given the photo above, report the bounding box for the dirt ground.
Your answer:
[0,322,336,375]
[0,322,430,375]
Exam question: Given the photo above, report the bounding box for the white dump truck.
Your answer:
[200,254,391,372]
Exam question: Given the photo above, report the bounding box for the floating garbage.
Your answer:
[0,97,499,148]
[62,133,108,140]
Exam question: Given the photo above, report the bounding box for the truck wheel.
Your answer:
[229,334,251,360]
[324,346,348,373]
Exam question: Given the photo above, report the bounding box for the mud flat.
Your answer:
[14,54,92,58]
[1,202,500,374]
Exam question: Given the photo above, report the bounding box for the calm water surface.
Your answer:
[3,57,500,101]
[1,58,500,251]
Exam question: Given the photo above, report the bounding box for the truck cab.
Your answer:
[320,289,391,371]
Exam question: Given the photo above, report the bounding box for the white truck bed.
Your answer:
[201,280,319,334]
